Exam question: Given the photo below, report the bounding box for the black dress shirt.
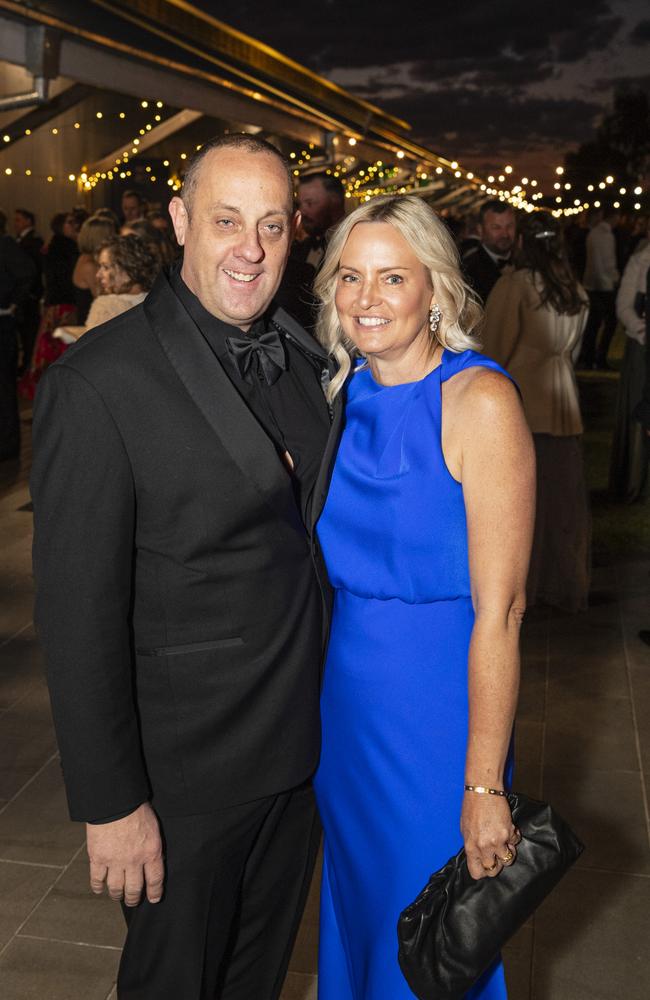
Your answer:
[170,266,331,514]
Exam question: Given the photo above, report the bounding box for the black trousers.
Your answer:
[580,290,617,367]
[0,316,20,459]
[117,781,320,1000]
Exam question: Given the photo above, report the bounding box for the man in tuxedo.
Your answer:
[31,135,342,999]
[13,207,43,369]
[275,172,345,329]
[462,200,516,304]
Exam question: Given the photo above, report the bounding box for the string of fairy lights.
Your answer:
[0,100,646,218]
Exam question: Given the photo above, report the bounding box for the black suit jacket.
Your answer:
[462,244,506,305]
[31,271,343,821]
[633,265,650,431]
[15,229,44,299]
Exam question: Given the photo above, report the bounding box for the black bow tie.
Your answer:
[226,328,287,386]
[495,257,510,270]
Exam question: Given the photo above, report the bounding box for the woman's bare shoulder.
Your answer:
[447,365,524,436]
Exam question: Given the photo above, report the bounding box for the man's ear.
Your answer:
[168,197,188,247]
[291,209,301,240]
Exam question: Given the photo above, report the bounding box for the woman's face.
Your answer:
[63,216,78,240]
[335,222,433,363]
[97,248,130,294]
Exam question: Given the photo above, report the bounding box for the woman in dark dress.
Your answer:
[18,212,79,400]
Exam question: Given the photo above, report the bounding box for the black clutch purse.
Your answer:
[397,791,584,1000]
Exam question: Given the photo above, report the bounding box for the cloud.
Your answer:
[187,0,639,174]
[629,19,650,44]
[199,0,622,81]
[374,86,602,159]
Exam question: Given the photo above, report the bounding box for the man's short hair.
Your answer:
[15,207,35,226]
[479,200,515,222]
[122,189,142,204]
[181,134,293,216]
[299,171,345,204]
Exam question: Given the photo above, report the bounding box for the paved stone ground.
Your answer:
[1,399,648,999]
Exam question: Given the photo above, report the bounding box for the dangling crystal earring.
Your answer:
[429,303,441,335]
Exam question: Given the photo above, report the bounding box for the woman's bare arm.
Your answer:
[447,367,535,878]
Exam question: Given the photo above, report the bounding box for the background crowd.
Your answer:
[1,177,648,619]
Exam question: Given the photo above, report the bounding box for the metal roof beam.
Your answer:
[0,81,94,148]
[87,108,204,172]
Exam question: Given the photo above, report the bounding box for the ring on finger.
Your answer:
[482,860,499,872]
[498,849,514,863]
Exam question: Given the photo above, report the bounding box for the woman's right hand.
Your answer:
[460,791,521,880]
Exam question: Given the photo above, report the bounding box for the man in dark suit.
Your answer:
[14,207,43,369]
[0,209,36,460]
[275,172,345,329]
[462,200,516,304]
[31,135,342,999]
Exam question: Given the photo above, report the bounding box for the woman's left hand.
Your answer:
[460,792,521,880]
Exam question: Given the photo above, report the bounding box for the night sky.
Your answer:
[197,1,649,186]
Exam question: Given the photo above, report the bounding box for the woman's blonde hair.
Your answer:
[314,195,483,399]
[77,216,118,256]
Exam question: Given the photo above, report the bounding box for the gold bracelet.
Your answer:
[464,784,507,797]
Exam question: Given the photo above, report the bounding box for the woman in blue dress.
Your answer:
[312,196,536,999]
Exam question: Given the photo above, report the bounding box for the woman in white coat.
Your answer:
[483,212,590,612]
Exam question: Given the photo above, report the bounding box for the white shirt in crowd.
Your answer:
[616,242,650,346]
[583,220,619,292]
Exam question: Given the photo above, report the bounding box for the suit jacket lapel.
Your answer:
[310,367,345,533]
[269,304,345,532]
[144,273,290,514]
[269,305,328,360]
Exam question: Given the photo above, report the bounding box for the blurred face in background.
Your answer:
[298,179,344,238]
[14,210,32,236]
[121,193,142,223]
[479,209,516,257]
[63,215,78,240]
[97,247,131,295]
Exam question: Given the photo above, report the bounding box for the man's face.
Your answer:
[479,210,516,256]
[122,195,142,223]
[169,148,297,331]
[298,180,342,238]
[14,211,30,235]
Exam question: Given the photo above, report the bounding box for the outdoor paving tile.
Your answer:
[22,855,125,950]
[531,869,650,1000]
[542,768,650,874]
[512,719,544,795]
[0,729,58,802]
[546,650,630,699]
[0,629,43,713]
[543,693,639,771]
[503,922,533,1000]
[517,658,546,724]
[280,971,318,1000]
[0,860,61,950]
[1,681,54,738]
[0,935,120,1000]
[0,758,84,866]
[0,579,34,645]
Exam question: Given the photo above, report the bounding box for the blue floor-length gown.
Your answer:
[314,349,514,999]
